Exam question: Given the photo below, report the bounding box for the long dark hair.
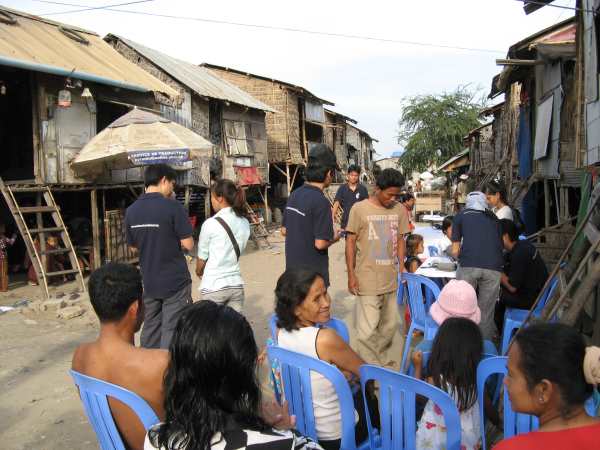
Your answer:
[212,179,246,217]
[149,301,267,450]
[515,323,593,417]
[485,180,508,205]
[275,268,322,332]
[427,317,483,411]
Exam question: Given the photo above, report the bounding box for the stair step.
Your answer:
[46,269,80,277]
[29,227,65,234]
[18,206,57,213]
[40,247,71,255]
[8,186,49,193]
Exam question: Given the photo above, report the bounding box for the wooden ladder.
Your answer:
[0,177,86,298]
[245,202,271,250]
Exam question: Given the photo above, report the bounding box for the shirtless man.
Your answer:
[73,263,292,450]
[72,263,168,450]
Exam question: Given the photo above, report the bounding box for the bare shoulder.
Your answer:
[317,327,345,349]
[71,342,92,371]
[135,348,170,373]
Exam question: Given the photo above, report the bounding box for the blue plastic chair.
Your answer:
[399,273,441,372]
[501,275,559,355]
[585,389,600,416]
[267,345,364,450]
[360,365,462,450]
[477,357,539,450]
[428,245,439,256]
[70,370,160,450]
[269,314,350,344]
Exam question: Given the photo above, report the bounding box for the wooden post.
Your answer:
[544,179,551,228]
[263,184,271,224]
[204,187,211,220]
[36,192,46,271]
[301,101,309,162]
[90,189,101,270]
[184,186,191,213]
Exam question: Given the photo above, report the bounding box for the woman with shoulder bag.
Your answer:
[196,179,251,312]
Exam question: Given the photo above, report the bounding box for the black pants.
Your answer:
[318,384,380,450]
[140,283,192,349]
[494,288,532,334]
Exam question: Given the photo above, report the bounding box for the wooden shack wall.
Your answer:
[222,105,268,182]
[205,68,304,164]
[325,113,348,171]
[33,73,156,185]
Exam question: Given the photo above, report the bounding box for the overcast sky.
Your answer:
[7,0,577,158]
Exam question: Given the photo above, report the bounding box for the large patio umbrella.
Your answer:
[71,108,213,176]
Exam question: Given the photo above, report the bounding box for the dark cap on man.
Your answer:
[307,144,339,171]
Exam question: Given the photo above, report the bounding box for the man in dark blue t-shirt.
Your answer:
[125,164,194,349]
[332,164,369,230]
[451,191,504,340]
[282,144,341,286]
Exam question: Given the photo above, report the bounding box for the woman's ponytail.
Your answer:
[212,179,247,218]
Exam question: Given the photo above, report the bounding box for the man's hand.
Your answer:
[261,400,296,430]
[348,273,359,295]
[332,228,342,243]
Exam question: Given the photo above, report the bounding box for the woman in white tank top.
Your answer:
[274,268,379,450]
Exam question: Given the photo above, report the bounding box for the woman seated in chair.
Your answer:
[274,268,378,450]
[495,323,600,450]
[145,301,322,450]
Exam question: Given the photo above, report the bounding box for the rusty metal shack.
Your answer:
[0,6,195,297]
[105,34,276,222]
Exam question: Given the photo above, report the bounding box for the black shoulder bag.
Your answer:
[214,217,241,260]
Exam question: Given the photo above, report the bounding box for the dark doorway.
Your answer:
[97,100,128,132]
[0,67,34,181]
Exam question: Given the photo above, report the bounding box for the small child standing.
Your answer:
[413,317,483,450]
[405,233,424,273]
[0,223,17,292]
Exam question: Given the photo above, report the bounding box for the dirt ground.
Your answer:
[0,231,404,450]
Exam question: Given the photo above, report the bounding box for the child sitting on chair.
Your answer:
[412,317,483,450]
[405,233,424,273]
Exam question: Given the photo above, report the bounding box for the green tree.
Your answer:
[397,86,486,173]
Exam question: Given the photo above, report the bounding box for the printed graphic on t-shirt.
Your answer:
[366,214,399,265]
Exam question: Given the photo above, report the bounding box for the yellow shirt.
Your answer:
[346,199,410,296]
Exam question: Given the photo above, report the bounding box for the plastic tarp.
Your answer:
[534,95,554,160]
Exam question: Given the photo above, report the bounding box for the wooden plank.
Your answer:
[184,186,191,213]
[91,189,101,270]
[46,269,80,277]
[9,186,52,193]
[35,192,46,277]
[40,248,71,255]
[19,206,57,213]
[29,226,65,234]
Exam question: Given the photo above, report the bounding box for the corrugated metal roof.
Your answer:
[0,6,177,98]
[106,34,275,113]
[324,108,357,124]
[201,63,334,106]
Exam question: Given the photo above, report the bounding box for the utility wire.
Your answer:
[33,0,155,15]
[512,0,594,13]
[31,0,505,54]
